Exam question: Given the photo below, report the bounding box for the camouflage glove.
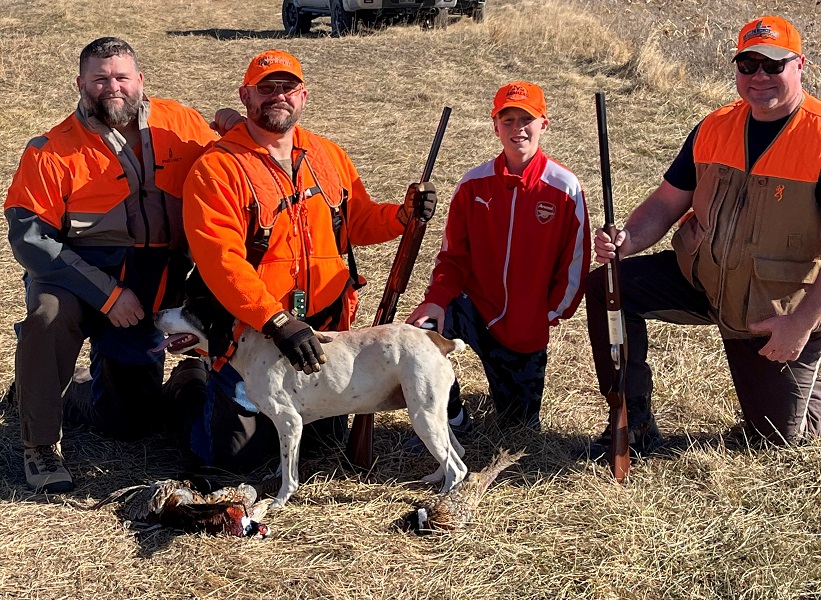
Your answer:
[262,311,326,374]
[398,182,437,225]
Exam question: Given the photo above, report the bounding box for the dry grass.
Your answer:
[1,0,821,598]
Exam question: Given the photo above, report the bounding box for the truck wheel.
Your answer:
[433,8,448,29]
[331,0,355,37]
[282,0,312,36]
[419,8,447,30]
[469,2,485,22]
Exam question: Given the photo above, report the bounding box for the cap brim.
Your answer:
[733,44,795,61]
[244,69,304,87]
[491,101,543,119]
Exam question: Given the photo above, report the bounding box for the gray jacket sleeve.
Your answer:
[5,206,119,312]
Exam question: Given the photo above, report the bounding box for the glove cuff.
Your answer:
[262,310,292,338]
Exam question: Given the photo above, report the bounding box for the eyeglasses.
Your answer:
[247,80,304,96]
[736,54,799,75]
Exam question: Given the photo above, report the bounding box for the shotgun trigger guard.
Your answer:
[610,344,621,369]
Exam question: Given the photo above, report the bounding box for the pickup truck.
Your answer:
[282,0,457,36]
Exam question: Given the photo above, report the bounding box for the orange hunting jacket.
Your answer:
[4,98,217,313]
[183,124,405,331]
[672,92,821,335]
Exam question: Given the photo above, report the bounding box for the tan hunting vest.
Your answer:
[672,93,821,336]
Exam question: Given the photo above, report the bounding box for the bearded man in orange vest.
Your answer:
[586,15,821,459]
[4,37,218,492]
[180,50,437,472]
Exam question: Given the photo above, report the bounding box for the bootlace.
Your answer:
[36,446,61,473]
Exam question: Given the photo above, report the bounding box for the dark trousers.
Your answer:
[187,295,350,473]
[585,251,821,442]
[189,364,347,473]
[445,293,548,426]
[16,280,165,446]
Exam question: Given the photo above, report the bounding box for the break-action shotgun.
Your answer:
[346,106,452,470]
[595,91,630,483]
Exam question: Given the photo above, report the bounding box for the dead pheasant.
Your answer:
[403,448,526,534]
[92,478,270,538]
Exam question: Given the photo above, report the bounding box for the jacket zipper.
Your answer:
[268,153,311,314]
[487,186,517,328]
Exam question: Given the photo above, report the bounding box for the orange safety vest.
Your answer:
[672,92,821,335]
[184,125,404,331]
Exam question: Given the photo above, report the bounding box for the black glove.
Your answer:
[262,311,327,374]
[398,182,437,225]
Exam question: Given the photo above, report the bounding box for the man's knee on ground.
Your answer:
[24,288,83,333]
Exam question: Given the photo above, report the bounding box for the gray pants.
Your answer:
[16,280,165,447]
[585,251,821,442]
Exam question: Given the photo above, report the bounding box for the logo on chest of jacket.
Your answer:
[161,148,182,165]
[774,185,784,202]
[474,195,491,209]
[535,201,556,224]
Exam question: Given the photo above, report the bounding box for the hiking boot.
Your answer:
[401,409,474,455]
[587,395,664,461]
[24,443,74,493]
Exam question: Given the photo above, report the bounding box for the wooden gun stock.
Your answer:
[595,92,630,483]
[346,107,452,470]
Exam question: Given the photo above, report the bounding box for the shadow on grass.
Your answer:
[165,28,326,40]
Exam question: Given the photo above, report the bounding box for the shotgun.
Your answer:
[595,92,630,483]
[346,106,452,470]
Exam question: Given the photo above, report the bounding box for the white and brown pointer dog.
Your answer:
[153,294,468,508]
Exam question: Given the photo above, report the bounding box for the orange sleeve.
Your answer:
[183,151,283,330]
[4,145,69,230]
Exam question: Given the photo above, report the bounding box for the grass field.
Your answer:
[1,1,821,598]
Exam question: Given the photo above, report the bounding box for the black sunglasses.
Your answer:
[736,54,799,75]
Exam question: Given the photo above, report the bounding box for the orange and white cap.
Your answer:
[733,16,802,61]
[491,81,547,119]
[243,50,304,86]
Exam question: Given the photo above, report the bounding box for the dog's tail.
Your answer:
[424,331,466,356]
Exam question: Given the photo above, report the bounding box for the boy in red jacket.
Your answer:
[405,81,590,447]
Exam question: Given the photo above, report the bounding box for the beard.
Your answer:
[248,100,301,134]
[81,87,142,128]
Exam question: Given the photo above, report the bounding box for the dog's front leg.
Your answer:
[266,408,304,509]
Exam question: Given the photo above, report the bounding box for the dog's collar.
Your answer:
[211,321,250,372]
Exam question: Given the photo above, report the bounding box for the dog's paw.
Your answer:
[267,498,288,509]
[421,467,445,485]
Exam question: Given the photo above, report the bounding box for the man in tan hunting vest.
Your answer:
[585,15,821,458]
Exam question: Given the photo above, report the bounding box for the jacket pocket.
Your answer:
[672,215,707,285]
[746,256,821,328]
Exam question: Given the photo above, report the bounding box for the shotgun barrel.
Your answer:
[346,106,452,470]
[595,92,630,483]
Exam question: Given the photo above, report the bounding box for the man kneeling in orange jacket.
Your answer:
[178,50,436,472]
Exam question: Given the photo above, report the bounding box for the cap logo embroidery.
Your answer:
[506,84,529,101]
[258,55,292,68]
[744,20,778,43]
[535,201,556,224]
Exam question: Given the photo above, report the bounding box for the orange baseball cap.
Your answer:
[243,50,304,86]
[733,16,802,61]
[491,81,547,119]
